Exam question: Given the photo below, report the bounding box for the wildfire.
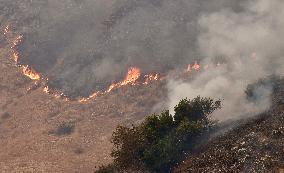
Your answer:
[186,61,201,72]
[78,67,160,103]
[43,86,50,94]
[12,35,23,49]
[192,61,201,71]
[10,35,24,64]
[3,25,9,36]
[143,74,159,84]
[21,65,41,80]
[107,67,141,92]
[78,91,99,103]
[9,33,41,80]
[3,24,161,103]
[12,52,20,63]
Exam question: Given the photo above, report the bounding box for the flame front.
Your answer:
[21,65,41,80]
[143,74,159,84]
[8,32,41,80]
[78,91,99,103]
[79,67,160,103]
[107,67,141,92]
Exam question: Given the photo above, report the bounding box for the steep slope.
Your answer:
[175,88,284,173]
[0,29,166,173]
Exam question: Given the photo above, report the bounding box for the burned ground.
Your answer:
[174,88,284,173]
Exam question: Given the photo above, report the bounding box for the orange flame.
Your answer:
[186,61,201,72]
[3,25,9,36]
[107,67,141,92]
[12,52,19,63]
[10,35,24,63]
[143,74,159,84]
[192,61,201,71]
[43,86,50,94]
[12,35,23,49]
[78,67,160,103]
[78,91,99,103]
[21,65,41,80]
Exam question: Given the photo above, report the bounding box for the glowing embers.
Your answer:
[11,35,23,49]
[78,91,99,103]
[12,52,20,63]
[43,86,50,94]
[10,35,24,64]
[186,61,225,73]
[3,25,9,36]
[186,61,201,72]
[143,74,159,85]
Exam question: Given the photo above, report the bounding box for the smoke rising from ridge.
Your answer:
[8,0,245,97]
[168,0,284,121]
[3,0,283,121]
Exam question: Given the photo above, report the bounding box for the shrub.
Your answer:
[174,96,221,124]
[111,125,146,170]
[52,122,75,136]
[106,96,221,173]
[1,112,10,119]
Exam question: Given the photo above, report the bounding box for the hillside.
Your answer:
[0,29,166,172]
[174,86,284,172]
[1,1,284,173]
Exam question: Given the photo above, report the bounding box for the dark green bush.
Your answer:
[102,96,221,173]
[174,96,221,124]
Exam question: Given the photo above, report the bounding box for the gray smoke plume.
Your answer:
[8,0,245,97]
[4,0,283,121]
[167,0,284,121]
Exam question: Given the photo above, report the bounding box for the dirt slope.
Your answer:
[0,33,166,173]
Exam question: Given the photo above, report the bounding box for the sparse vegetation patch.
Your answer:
[51,122,75,136]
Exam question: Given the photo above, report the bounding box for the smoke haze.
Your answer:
[8,0,244,97]
[168,0,284,121]
[3,0,284,121]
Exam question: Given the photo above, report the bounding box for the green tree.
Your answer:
[111,125,146,170]
[106,96,221,173]
[174,96,221,124]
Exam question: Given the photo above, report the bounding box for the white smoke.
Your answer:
[167,0,284,121]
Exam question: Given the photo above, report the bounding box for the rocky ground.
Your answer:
[174,85,284,173]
